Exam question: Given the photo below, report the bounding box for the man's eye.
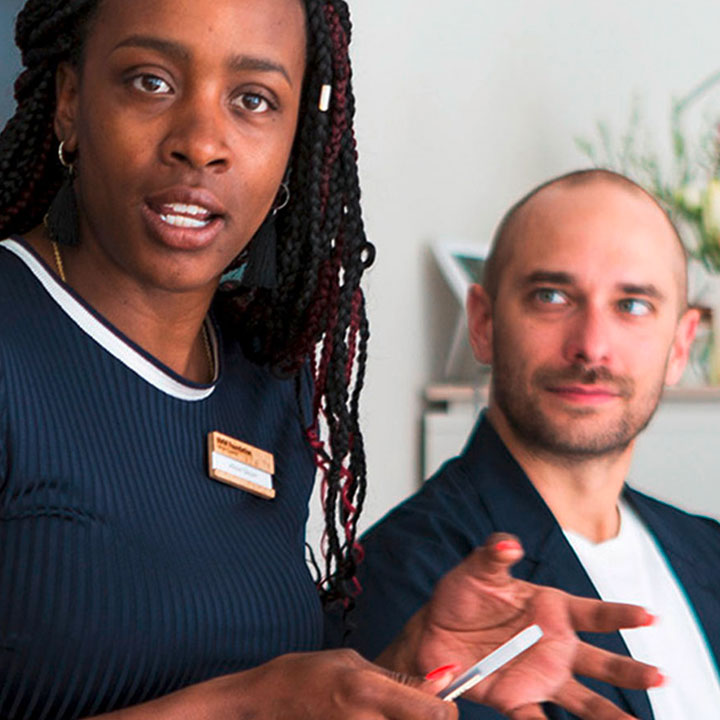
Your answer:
[618,298,652,316]
[131,74,172,95]
[534,288,567,305]
[232,92,273,114]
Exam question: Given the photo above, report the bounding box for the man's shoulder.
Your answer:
[357,416,535,593]
[412,413,524,498]
[360,451,491,553]
[626,486,720,549]
[364,417,511,536]
[628,486,720,526]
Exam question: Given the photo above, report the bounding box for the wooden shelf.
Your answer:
[425,382,720,405]
[663,386,720,402]
[425,383,488,405]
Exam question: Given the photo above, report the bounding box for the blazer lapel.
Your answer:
[627,488,720,672]
[526,529,655,720]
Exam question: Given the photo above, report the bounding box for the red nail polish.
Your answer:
[653,672,667,688]
[425,663,459,680]
[495,540,521,552]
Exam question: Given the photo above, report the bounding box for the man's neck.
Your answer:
[487,405,635,543]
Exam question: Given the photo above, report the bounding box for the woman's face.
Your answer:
[55,0,307,292]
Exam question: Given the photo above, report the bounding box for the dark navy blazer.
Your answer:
[343,413,720,719]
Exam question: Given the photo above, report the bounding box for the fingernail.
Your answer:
[643,611,659,626]
[425,663,459,680]
[653,671,667,687]
[495,540,521,552]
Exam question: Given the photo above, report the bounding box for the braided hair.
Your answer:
[0,0,373,608]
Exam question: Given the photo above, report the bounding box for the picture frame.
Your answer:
[431,241,490,305]
[431,240,490,379]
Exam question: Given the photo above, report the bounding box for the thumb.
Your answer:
[484,532,524,564]
[462,533,525,587]
[432,533,525,607]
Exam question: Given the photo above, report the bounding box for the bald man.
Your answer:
[345,170,720,719]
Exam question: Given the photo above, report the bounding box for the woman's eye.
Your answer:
[534,288,567,305]
[131,74,172,95]
[618,298,652,316]
[232,92,272,114]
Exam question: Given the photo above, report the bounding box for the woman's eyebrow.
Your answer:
[228,55,292,86]
[113,35,292,86]
[113,35,190,62]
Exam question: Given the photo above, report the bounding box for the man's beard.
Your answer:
[491,346,666,462]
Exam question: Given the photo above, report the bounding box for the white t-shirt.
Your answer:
[563,499,720,719]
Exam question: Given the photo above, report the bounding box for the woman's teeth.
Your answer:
[159,203,213,228]
[160,214,210,228]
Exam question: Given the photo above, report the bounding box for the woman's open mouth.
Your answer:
[158,202,218,229]
[142,188,227,250]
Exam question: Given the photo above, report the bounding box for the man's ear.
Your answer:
[54,62,80,152]
[467,284,493,365]
[664,307,700,386]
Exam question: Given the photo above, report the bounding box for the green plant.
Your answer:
[577,70,720,273]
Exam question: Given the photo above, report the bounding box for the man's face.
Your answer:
[470,180,698,460]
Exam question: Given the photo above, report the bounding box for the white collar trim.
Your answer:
[1,238,217,402]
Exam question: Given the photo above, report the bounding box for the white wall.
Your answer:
[339,0,720,539]
[0,2,23,121]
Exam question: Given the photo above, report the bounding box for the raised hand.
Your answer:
[376,533,662,720]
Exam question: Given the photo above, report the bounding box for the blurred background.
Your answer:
[3,0,720,543]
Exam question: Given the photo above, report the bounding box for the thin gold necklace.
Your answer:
[51,239,214,380]
[51,239,66,282]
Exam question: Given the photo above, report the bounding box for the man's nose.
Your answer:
[160,95,231,172]
[562,305,613,366]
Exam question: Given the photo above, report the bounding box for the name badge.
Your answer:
[207,431,276,500]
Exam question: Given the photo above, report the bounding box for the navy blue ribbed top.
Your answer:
[0,238,323,719]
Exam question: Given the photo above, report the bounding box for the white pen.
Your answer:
[438,624,544,702]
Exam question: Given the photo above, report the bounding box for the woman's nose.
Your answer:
[160,95,231,172]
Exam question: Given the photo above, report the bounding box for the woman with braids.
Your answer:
[0,0,665,718]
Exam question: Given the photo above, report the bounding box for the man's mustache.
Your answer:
[533,365,634,398]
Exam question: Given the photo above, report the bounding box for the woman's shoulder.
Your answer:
[0,238,72,370]
[0,236,46,294]
[0,237,56,321]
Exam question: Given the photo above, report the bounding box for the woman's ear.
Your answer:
[466,284,493,365]
[54,62,80,152]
